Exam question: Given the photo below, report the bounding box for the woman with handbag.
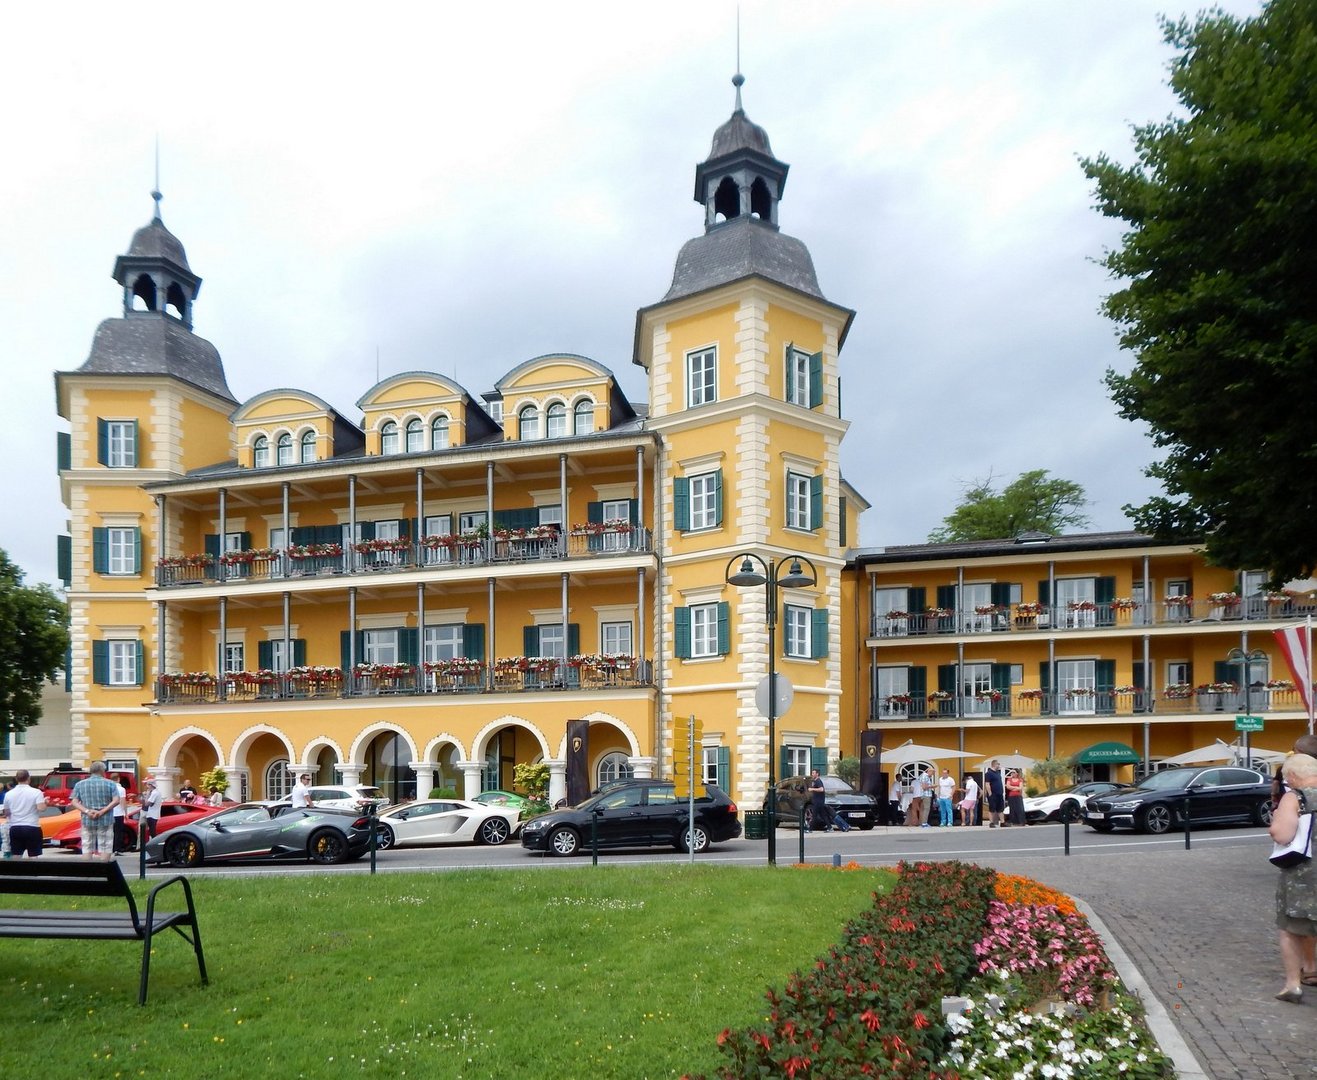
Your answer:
[1269,752,1317,1002]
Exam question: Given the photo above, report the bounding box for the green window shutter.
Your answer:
[57,535,72,587]
[400,628,419,666]
[716,601,730,655]
[673,477,690,532]
[293,639,307,666]
[92,527,109,574]
[938,664,957,695]
[1185,662,1194,686]
[1040,662,1051,692]
[568,623,580,656]
[808,351,823,408]
[587,501,604,552]
[716,747,730,792]
[397,518,412,539]
[907,587,926,612]
[1094,576,1116,604]
[785,342,798,404]
[713,470,724,527]
[838,495,847,545]
[1214,660,1231,683]
[134,640,144,686]
[936,585,956,610]
[493,509,513,529]
[358,521,376,541]
[96,418,108,465]
[317,524,342,546]
[990,663,1012,694]
[463,624,486,661]
[780,746,791,779]
[1037,580,1050,605]
[132,527,142,574]
[810,747,829,774]
[204,534,221,559]
[258,641,273,669]
[57,431,71,471]
[628,498,639,525]
[239,531,252,550]
[990,582,1013,608]
[524,626,539,656]
[1133,662,1148,690]
[290,526,312,546]
[811,608,829,659]
[92,640,108,685]
[340,630,361,671]
[908,666,927,701]
[674,607,691,658]
[809,474,823,532]
[1096,660,1116,691]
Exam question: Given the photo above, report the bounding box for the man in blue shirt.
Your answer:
[71,761,121,861]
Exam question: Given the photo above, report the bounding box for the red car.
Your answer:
[53,800,216,852]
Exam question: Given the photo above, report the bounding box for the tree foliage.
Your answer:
[0,550,69,734]
[1083,0,1317,581]
[927,470,1090,543]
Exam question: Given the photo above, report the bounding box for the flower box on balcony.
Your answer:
[353,663,415,679]
[158,672,216,688]
[1015,603,1045,617]
[352,538,412,554]
[571,520,633,536]
[1111,598,1139,611]
[1163,595,1194,607]
[1162,683,1194,700]
[1196,681,1239,694]
[228,670,280,686]
[1017,689,1044,701]
[1206,592,1241,607]
[157,554,214,569]
[287,666,343,685]
[974,689,1004,703]
[423,658,484,675]
[287,543,343,559]
[1064,688,1095,700]
[220,548,282,566]
[1067,601,1097,612]
[883,610,910,620]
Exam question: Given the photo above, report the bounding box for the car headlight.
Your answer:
[1110,800,1141,810]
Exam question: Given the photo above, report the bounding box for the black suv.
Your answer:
[774,774,878,830]
[520,780,742,856]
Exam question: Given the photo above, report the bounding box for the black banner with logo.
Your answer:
[859,729,885,807]
[566,719,590,805]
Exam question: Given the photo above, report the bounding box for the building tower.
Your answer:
[634,75,859,810]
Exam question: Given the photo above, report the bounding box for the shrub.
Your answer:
[428,787,458,799]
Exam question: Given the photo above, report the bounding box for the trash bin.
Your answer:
[743,809,768,840]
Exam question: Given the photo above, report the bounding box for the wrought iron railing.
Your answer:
[868,686,1304,722]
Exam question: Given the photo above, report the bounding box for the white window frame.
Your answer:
[431,416,450,450]
[601,498,631,551]
[106,420,136,468]
[537,624,566,660]
[265,759,292,802]
[253,435,270,469]
[786,346,810,406]
[783,746,809,778]
[786,471,811,531]
[876,666,909,718]
[1056,577,1097,628]
[545,403,568,439]
[601,620,633,655]
[108,640,138,686]
[960,661,993,716]
[300,430,316,463]
[597,751,634,787]
[1057,659,1097,716]
[405,419,425,453]
[784,604,811,658]
[268,639,294,673]
[363,629,399,665]
[380,421,400,455]
[689,472,718,532]
[687,346,717,407]
[107,527,137,575]
[518,405,540,440]
[222,642,245,674]
[423,624,464,663]
[690,603,719,658]
[276,433,294,466]
[573,399,594,435]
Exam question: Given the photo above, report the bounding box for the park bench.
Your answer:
[0,859,208,1004]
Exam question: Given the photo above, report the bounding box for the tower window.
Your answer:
[546,403,568,439]
[165,281,188,320]
[380,421,400,455]
[276,433,294,466]
[713,176,739,223]
[131,274,157,312]
[253,435,270,469]
[687,347,717,407]
[431,416,450,450]
[300,430,316,463]
[405,419,424,453]
[573,399,594,435]
[750,177,772,220]
[518,405,540,441]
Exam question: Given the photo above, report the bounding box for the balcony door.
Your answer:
[1057,660,1096,715]
[960,662,992,717]
[1056,578,1096,629]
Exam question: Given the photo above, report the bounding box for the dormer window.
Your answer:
[574,399,594,435]
[276,433,294,466]
[431,416,449,450]
[405,418,424,453]
[518,405,540,441]
[300,430,316,463]
[253,435,270,469]
[546,403,568,439]
[380,421,399,455]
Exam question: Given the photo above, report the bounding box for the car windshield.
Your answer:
[821,777,857,794]
[1133,769,1201,790]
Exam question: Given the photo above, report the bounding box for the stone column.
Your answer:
[629,755,657,780]
[547,759,567,807]
[411,763,435,800]
[337,764,364,787]
[457,761,484,800]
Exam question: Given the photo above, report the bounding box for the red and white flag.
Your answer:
[1274,620,1313,720]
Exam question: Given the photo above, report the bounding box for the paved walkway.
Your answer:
[973,835,1313,1080]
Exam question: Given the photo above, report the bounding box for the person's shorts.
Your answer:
[987,793,1005,812]
[7,825,43,857]
[81,818,115,855]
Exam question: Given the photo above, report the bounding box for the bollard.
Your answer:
[591,807,602,867]
[1183,796,1191,850]
[832,852,841,868]
[1063,816,1071,856]
[138,819,148,881]
[369,805,378,875]
[798,804,807,865]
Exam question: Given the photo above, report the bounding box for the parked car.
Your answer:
[53,800,214,852]
[39,769,137,808]
[773,775,878,830]
[1023,782,1129,824]
[472,789,530,810]
[145,803,375,866]
[270,784,389,813]
[520,780,741,856]
[1083,766,1274,834]
[374,799,522,848]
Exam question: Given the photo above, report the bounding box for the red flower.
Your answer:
[860,1008,881,1032]
[912,1011,930,1029]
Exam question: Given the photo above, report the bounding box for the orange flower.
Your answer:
[993,872,1078,916]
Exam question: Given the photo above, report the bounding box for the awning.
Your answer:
[1075,741,1141,765]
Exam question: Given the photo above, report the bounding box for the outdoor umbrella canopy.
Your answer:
[883,740,982,766]
[1161,740,1288,766]
[975,753,1037,771]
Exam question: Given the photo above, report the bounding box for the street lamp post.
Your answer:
[725,552,818,866]
[1227,646,1268,766]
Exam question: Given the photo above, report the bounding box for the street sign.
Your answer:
[1234,715,1264,732]
[673,714,703,799]
[754,673,794,718]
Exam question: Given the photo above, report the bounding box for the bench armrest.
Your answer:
[144,874,200,930]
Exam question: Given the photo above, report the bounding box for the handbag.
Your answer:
[1270,798,1315,869]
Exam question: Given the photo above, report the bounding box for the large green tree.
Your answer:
[0,550,69,737]
[1083,0,1317,581]
[928,470,1090,543]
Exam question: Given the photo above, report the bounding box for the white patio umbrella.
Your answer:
[1160,739,1240,765]
[883,739,982,766]
[975,752,1038,771]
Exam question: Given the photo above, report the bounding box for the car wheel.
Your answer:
[1140,804,1173,834]
[548,827,581,856]
[164,835,202,868]
[375,825,395,851]
[676,825,710,854]
[478,817,511,845]
[858,818,875,831]
[1059,799,1080,821]
[308,828,349,864]
[1255,799,1274,826]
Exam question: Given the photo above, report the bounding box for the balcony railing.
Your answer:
[868,685,1304,722]
[869,596,1317,639]
[154,658,655,704]
[155,527,654,589]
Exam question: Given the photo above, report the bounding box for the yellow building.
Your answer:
[53,80,864,810]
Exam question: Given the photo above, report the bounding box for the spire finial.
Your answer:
[151,137,163,221]
[733,6,744,112]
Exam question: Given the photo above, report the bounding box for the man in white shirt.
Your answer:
[140,778,163,840]
[112,780,128,854]
[1,770,48,858]
[290,773,314,809]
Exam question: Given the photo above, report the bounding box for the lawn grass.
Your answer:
[3,864,893,1079]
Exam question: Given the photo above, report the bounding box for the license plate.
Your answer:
[1085,811,1104,820]
[846,812,865,820]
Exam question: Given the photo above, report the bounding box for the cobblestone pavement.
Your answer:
[971,834,1313,1080]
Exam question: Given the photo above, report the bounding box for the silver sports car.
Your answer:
[374,798,522,849]
[145,802,375,866]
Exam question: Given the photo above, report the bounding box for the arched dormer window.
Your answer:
[253,435,270,469]
[300,430,316,463]
[518,405,540,441]
[131,273,157,312]
[545,402,568,439]
[750,177,772,219]
[405,418,424,453]
[276,432,294,466]
[713,176,740,223]
[431,415,450,450]
[574,399,595,435]
[380,421,400,455]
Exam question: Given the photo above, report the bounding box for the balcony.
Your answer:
[869,684,1304,722]
[868,594,1317,639]
[155,526,654,590]
[153,656,655,705]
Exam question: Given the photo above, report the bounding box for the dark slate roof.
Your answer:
[708,108,773,159]
[126,219,191,273]
[662,216,822,303]
[851,530,1183,566]
[77,316,235,402]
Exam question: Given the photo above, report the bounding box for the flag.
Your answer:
[1274,621,1313,718]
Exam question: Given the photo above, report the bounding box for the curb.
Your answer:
[1074,897,1209,1080]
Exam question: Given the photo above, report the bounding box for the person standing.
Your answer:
[290,773,314,808]
[1269,752,1317,1002]
[984,760,1005,828]
[936,768,956,827]
[1005,770,1028,826]
[111,778,128,854]
[178,777,197,802]
[70,761,121,861]
[960,774,980,827]
[140,778,162,841]
[806,770,830,831]
[208,786,224,807]
[0,770,47,858]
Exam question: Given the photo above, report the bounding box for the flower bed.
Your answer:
[685,861,1170,1080]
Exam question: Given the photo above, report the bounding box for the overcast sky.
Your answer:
[0,0,1262,590]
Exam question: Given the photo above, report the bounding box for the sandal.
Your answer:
[1301,970,1317,987]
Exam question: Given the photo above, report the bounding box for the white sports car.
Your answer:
[1022,782,1129,823]
[374,798,522,848]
